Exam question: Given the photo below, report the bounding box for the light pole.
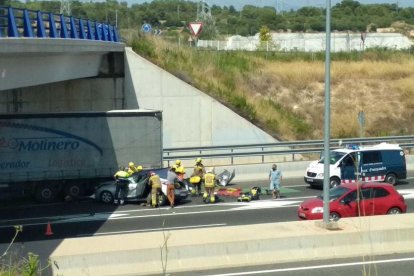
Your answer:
[322,0,331,225]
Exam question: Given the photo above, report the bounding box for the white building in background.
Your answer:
[198,32,414,52]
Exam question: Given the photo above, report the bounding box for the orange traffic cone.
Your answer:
[45,222,53,236]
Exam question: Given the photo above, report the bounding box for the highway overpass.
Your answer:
[0,6,277,148]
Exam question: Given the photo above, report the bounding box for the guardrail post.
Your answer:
[94,22,101,40]
[7,7,18,37]
[106,24,111,41]
[101,23,107,41]
[59,14,68,38]
[78,19,86,39]
[108,25,114,41]
[48,12,57,38]
[36,11,46,38]
[113,26,119,42]
[23,9,33,37]
[69,16,78,38]
[86,20,94,39]
[261,147,264,163]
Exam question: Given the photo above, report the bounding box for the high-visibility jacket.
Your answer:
[128,166,138,175]
[204,173,216,188]
[149,174,161,189]
[114,170,129,179]
[193,164,205,177]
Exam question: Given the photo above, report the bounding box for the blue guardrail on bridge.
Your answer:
[0,6,119,42]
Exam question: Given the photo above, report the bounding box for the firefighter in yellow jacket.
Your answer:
[113,167,129,205]
[190,158,206,196]
[148,171,162,207]
[203,168,216,203]
[173,160,185,173]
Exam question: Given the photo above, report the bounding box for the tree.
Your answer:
[258,25,277,51]
[259,25,271,42]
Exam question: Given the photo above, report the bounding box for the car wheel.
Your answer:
[329,212,341,221]
[387,207,401,215]
[100,191,114,204]
[385,173,397,185]
[329,177,341,188]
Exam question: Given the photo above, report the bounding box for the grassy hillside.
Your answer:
[130,34,414,141]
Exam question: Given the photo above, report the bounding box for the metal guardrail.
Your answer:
[0,6,119,42]
[163,135,414,165]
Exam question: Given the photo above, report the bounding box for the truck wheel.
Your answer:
[329,177,341,188]
[100,191,114,204]
[35,184,58,203]
[385,173,397,185]
[64,183,85,199]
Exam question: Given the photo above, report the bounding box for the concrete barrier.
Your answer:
[50,213,414,275]
[204,154,414,182]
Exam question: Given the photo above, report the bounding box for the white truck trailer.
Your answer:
[0,109,163,202]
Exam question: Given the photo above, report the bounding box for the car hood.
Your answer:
[300,197,323,209]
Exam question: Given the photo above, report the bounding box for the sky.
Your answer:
[129,0,412,10]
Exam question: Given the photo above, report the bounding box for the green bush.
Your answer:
[0,226,50,276]
[131,35,157,59]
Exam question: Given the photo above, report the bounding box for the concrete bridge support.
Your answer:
[124,47,277,148]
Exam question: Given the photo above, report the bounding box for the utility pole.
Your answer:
[322,0,332,226]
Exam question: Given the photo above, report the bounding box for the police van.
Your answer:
[304,143,406,188]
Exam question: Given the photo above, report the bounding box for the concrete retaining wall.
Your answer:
[124,47,277,148]
[173,155,414,183]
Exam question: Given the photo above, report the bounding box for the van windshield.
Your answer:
[318,151,346,165]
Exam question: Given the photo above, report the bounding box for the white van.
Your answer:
[304,143,407,188]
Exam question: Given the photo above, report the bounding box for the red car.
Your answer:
[297,182,407,221]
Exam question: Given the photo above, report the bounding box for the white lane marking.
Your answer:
[78,223,227,237]
[231,200,302,210]
[108,205,297,220]
[206,256,414,275]
[0,196,314,225]
[1,186,412,227]
[0,200,300,228]
[398,189,414,199]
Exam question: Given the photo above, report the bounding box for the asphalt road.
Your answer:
[176,252,414,276]
[0,175,413,244]
[1,174,413,276]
